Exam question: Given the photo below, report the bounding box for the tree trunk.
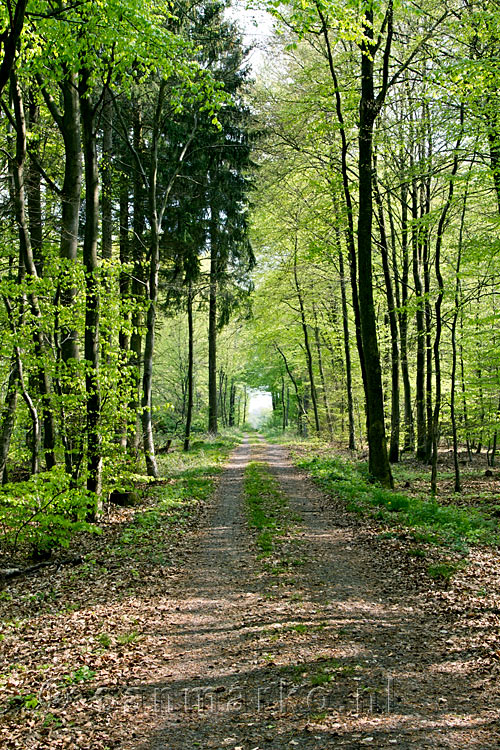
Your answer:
[101,87,113,263]
[27,92,43,275]
[129,110,144,457]
[40,71,83,478]
[276,344,305,436]
[399,178,414,451]
[242,387,247,426]
[208,214,218,434]
[281,376,286,432]
[318,13,368,399]
[0,0,28,97]
[411,166,426,460]
[293,246,320,433]
[374,162,400,462]
[118,170,130,450]
[335,222,356,450]
[313,304,333,436]
[183,286,194,451]
[228,379,236,428]
[79,70,102,505]
[430,119,462,495]
[140,84,167,480]
[10,72,56,471]
[356,12,393,487]
[0,353,18,481]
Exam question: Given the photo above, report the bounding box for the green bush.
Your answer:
[0,467,98,554]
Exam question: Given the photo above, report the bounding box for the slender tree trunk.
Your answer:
[208,214,218,434]
[228,379,236,427]
[100,86,113,358]
[130,111,144,456]
[313,305,333,436]
[451,190,469,489]
[40,73,82,363]
[10,72,56,471]
[399,178,414,450]
[118,171,130,450]
[335,225,355,449]
[276,344,305,436]
[140,84,166,479]
[423,233,433,463]
[141,217,160,478]
[430,117,462,495]
[0,0,28,97]
[0,353,18,481]
[184,286,194,452]
[80,70,102,505]
[356,10,393,487]
[319,15,368,397]
[101,87,113,263]
[374,161,400,462]
[281,376,286,432]
[40,72,83,478]
[27,92,43,275]
[243,387,247,426]
[459,316,471,461]
[451,270,462,493]
[411,166,426,460]
[293,246,320,433]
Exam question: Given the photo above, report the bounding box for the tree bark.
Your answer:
[129,110,144,457]
[0,0,28,97]
[118,170,130,450]
[79,70,102,505]
[293,246,320,433]
[373,162,400,462]
[10,72,56,471]
[312,304,333,436]
[183,285,194,451]
[356,7,393,487]
[0,353,18,481]
[430,117,462,495]
[399,177,414,450]
[333,213,356,450]
[411,162,426,460]
[208,212,218,435]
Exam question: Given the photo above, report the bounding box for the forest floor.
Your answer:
[2,434,500,748]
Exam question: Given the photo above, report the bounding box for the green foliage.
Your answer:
[8,692,39,710]
[244,460,289,556]
[295,450,499,548]
[0,468,98,554]
[63,665,96,685]
[427,562,464,582]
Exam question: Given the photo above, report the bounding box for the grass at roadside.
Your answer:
[113,434,241,561]
[287,441,499,552]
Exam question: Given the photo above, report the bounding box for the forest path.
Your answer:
[127,436,499,750]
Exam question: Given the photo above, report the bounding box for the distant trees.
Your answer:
[247,0,500,491]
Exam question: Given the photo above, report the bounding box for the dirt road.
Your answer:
[124,436,500,749]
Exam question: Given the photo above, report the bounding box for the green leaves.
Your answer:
[0,467,98,554]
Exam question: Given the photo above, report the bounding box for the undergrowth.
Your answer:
[293,449,499,550]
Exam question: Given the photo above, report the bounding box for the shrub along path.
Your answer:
[2,435,500,748]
